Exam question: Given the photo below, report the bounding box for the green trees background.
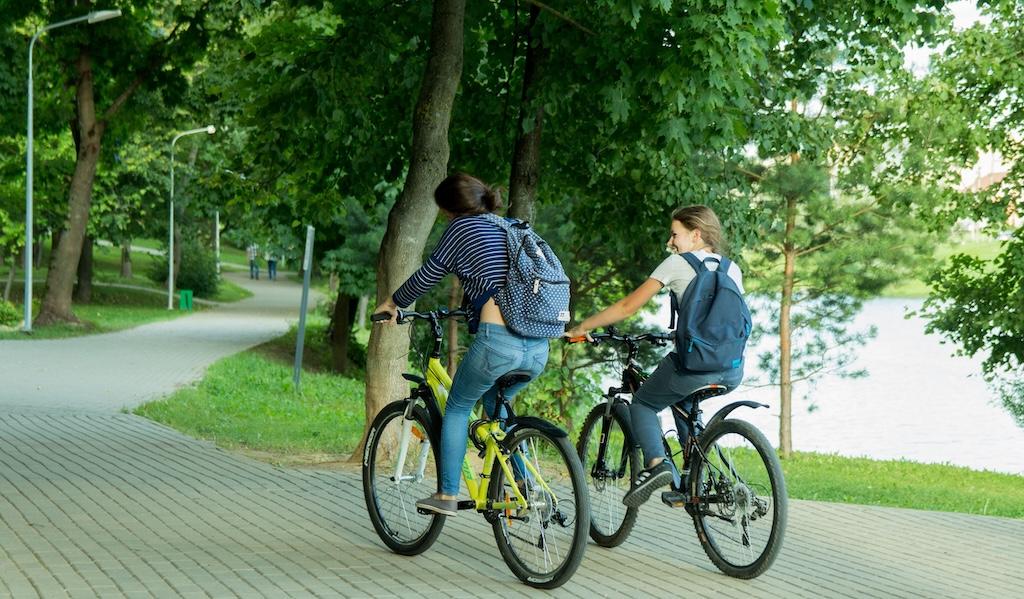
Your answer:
[2,0,1021,448]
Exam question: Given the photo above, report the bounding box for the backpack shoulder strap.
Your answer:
[679,252,706,274]
[479,212,512,231]
[717,256,732,274]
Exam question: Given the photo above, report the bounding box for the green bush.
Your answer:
[0,299,20,327]
[148,239,220,298]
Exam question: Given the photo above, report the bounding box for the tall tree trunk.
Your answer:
[120,241,132,278]
[330,291,358,374]
[507,4,546,222]
[354,0,466,462]
[354,294,369,330]
[3,255,15,302]
[48,230,62,271]
[778,194,797,459]
[73,235,93,304]
[33,235,43,268]
[37,51,104,326]
[447,278,462,377]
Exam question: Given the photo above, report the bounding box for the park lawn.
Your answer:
[137,324,1024,519]
[882,236,1004,298]
[0,284,198,340]
[779,451,1024,519]
[1,241,250,338]
[134,317,366,467]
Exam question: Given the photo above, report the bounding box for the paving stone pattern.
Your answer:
[2,272,1022,597]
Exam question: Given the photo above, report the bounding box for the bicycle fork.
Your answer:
[392,400,430,485]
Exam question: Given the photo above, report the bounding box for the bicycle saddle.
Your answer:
[496,370,533,390]
[683,384,730,403]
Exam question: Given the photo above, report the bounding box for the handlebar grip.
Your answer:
[564,336,589,344]
[371,312,393,322]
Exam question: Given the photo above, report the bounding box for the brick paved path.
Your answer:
[2,274,1022,598]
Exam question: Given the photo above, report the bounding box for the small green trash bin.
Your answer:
[178,289,193,311]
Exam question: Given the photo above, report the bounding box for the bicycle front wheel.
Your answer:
[690,418,787,578]
[362,400,445,556]
[576,403,640,547]
[489,426,590,589]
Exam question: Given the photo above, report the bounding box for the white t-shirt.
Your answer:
[649,251,745,296]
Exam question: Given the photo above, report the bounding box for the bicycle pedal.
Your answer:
[661,491,687,508]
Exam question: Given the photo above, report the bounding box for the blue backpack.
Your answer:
[669,253,752,372]
[482,213,571,338]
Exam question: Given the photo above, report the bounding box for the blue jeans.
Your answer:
[629,353,743,465]
[439,323,549,495]
[267,260,277,280]
[249,260,259,279]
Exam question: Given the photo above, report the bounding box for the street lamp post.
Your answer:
[24,9,121,332]
[168,126,216,310]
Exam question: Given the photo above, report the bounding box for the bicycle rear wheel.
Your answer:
[690,418,787,578]
[576,403,639,547]
[490,426,590,589]
[362,400,445,555]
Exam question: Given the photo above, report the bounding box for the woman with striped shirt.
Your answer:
[373,172,549,516]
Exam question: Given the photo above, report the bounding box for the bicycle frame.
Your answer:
[391,310,556,514]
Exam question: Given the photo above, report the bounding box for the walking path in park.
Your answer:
[1,273,1022,598]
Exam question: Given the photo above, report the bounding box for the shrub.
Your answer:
[148,239,220,298]
[0,299,20,327]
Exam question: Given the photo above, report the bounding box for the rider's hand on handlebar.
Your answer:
[371,300,398,325]
[564,326,593,343]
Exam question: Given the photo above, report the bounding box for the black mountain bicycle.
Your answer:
[570,328,787,579]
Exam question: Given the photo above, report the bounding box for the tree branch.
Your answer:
[522,0,595,36]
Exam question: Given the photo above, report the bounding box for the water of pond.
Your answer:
[639,297,1024,476]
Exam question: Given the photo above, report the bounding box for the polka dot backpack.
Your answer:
[482,213,571,338]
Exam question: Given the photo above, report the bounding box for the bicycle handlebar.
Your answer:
[371,308,469,325]
[564,328,673,346]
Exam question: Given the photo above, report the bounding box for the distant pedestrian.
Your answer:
[247,243,260,279]
[265,251,277,281]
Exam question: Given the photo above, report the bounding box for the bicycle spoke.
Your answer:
[691,419,786,578]
[363,405,443,554]
[491,428,585,586]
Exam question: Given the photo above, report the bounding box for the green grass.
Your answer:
[210,279,253,302]
[882,237,1004,298]
[0,240,254,338]
[134,318,366,465]
[780,451,1024,519]
[0,283,196,340]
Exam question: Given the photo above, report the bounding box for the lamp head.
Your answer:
[206,125,216,135]
[87,9,122,24]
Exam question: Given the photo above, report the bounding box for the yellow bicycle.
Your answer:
[361,308,590,589]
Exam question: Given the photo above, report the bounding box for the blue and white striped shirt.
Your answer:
[392,215,508,333]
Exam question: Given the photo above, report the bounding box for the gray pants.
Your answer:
[629,353,743,465]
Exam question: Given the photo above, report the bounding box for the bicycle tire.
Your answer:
[689,418,787,578]
[362,400,446,556]
[489,426,590,589]
[576,403,640,547]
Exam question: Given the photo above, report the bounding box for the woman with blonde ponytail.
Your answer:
[373,172,549,516]
[566,204,745,508]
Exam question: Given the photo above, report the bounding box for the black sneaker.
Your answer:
[622,461,673,507]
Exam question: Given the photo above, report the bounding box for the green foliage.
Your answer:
[0,299,19,327]
[920,230,1024,425]
[744,159,934,398]
[909,2,1024,427]
[147,238,220,298]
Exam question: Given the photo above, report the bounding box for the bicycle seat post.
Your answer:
[493,371,532,422]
